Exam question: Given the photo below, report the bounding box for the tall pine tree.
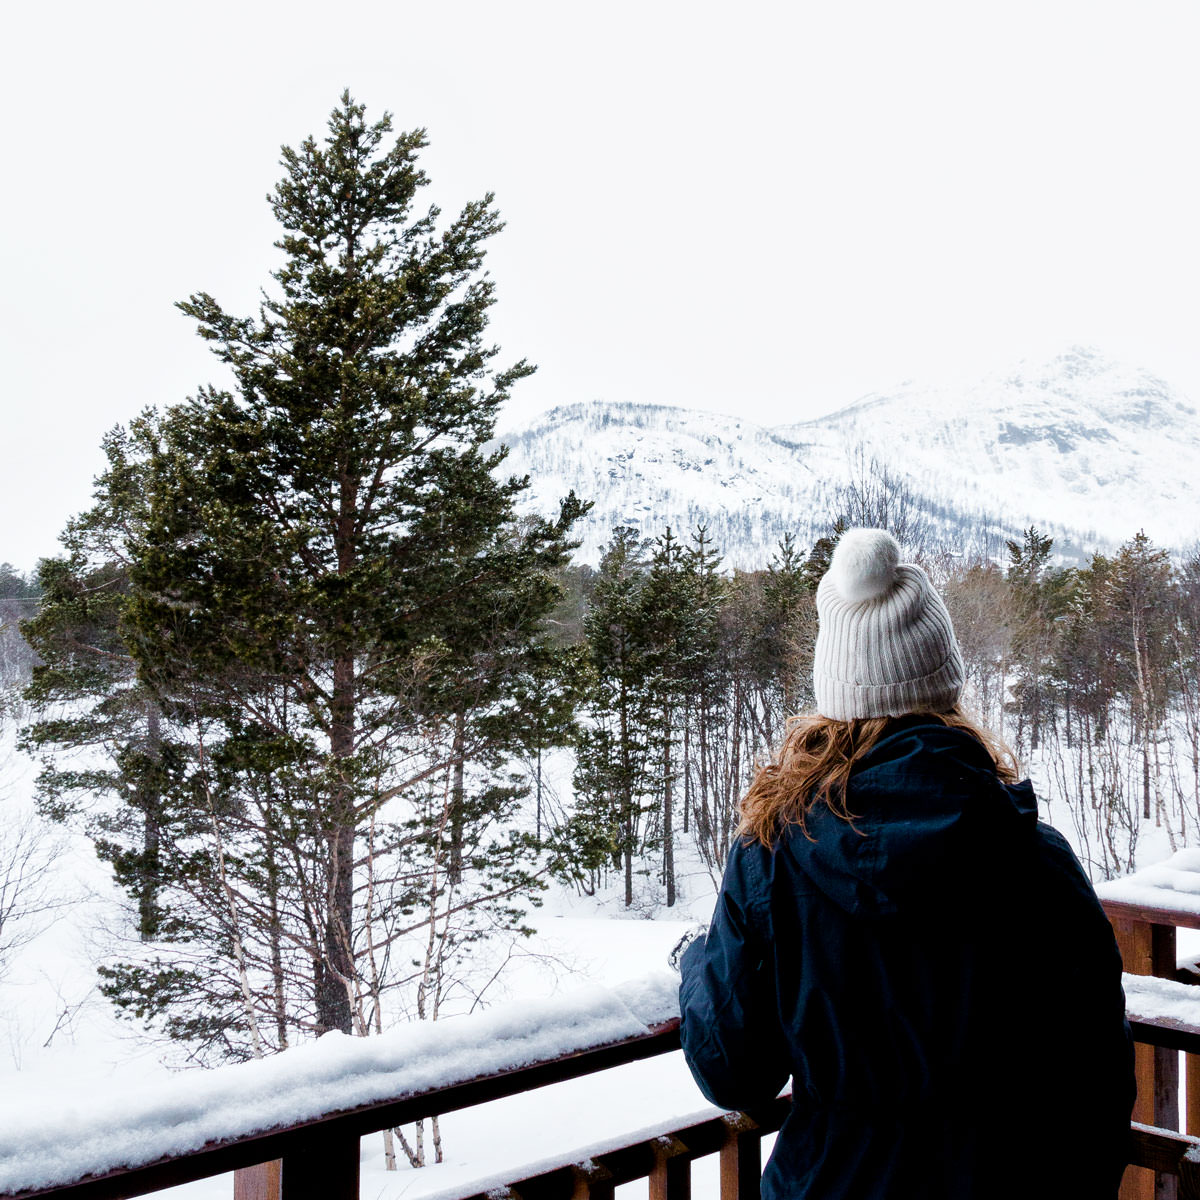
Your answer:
[125,93,584,1038]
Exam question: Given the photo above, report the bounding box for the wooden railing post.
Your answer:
[233,1161,280,1200]
[1152,922,1181,1124]
[281,1130,359,1200]
[718,1113,761,1200]
[1179,1143,1200,1200]
[1116,916,1182,1200]
[1188,1056,1200,1139]
[571,1159,615,1200]
[1117,917,1158,1200]
[1154,923,1181,1200]
[650,1135,691,1200]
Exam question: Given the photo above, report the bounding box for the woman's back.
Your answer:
[681,718,1134,1197]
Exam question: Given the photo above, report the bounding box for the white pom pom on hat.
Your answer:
[813,527,965,720]
[826,527,901,605]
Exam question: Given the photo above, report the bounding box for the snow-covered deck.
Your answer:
[7,962,1200,1199]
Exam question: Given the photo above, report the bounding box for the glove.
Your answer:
[667,923,708,973]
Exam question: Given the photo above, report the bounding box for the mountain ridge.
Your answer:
[494,347,1199,567]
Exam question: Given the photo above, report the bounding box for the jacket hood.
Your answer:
[781,717,1038,918]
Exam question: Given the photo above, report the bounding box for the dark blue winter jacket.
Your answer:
[679,717,1135,1199]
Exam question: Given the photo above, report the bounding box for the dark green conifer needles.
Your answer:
[29,93,585,1054]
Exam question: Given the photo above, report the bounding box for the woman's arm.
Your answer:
[678,839,790,1111]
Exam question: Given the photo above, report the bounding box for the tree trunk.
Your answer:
[619,671,634,908]
[319,651,356,1035]
[319,465,359,1036]
[682,700,690,836]
[137,702,163,941]
[266,827,288,1050]
[319,822,355,1034]
[663,699,675,907]
[1144,739,1153,823]
[1133,610,1153,822]
[535,744,543,841]
[449,708,465,886]
[728,683,743,864]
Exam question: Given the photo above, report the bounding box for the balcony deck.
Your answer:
[5,873,1200,1200]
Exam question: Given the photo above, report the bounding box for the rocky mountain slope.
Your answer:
[494,347,1200,567]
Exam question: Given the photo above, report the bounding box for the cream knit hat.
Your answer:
[813,528,965,720]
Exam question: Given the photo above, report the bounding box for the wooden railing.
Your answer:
[10,947,1200,1200]
[1103,893,1200,1200]
[449,1099,790,1200]
[9,1016,1200,1200]
[3,1021,685,1200]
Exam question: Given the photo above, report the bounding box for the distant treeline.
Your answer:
[0,562,40,700]
[557,521,1200,895]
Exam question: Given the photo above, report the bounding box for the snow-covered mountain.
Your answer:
[495,347,1200,566]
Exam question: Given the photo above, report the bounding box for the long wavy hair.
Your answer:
[736,706,1020,848]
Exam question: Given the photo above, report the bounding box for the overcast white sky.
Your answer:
[3,0,1199,570]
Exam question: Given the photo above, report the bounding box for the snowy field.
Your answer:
[0,717,1195,1200]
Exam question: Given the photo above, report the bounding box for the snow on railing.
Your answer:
[1124,973,1200,1035]
[0,973,680,1195]
[14,917,1200,1200]
[1096,848,1200,922]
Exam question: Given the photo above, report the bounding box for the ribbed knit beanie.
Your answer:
[813,528,965,720]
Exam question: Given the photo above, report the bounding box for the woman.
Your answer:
[678,528,1135,1199]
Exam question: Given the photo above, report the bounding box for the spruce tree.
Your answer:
[802,520,847,592]
[1005,528,1072,750]
[639,527,696,907]
[125,93,584,1037]
[503,638,587,842]
[573,525,725,905]
[680,526,725,839]
[21,421,175,941]
[756,531,817,719]
[572,527,653,906]
[1103,532,1174,821]
[1172,549,1200,829]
